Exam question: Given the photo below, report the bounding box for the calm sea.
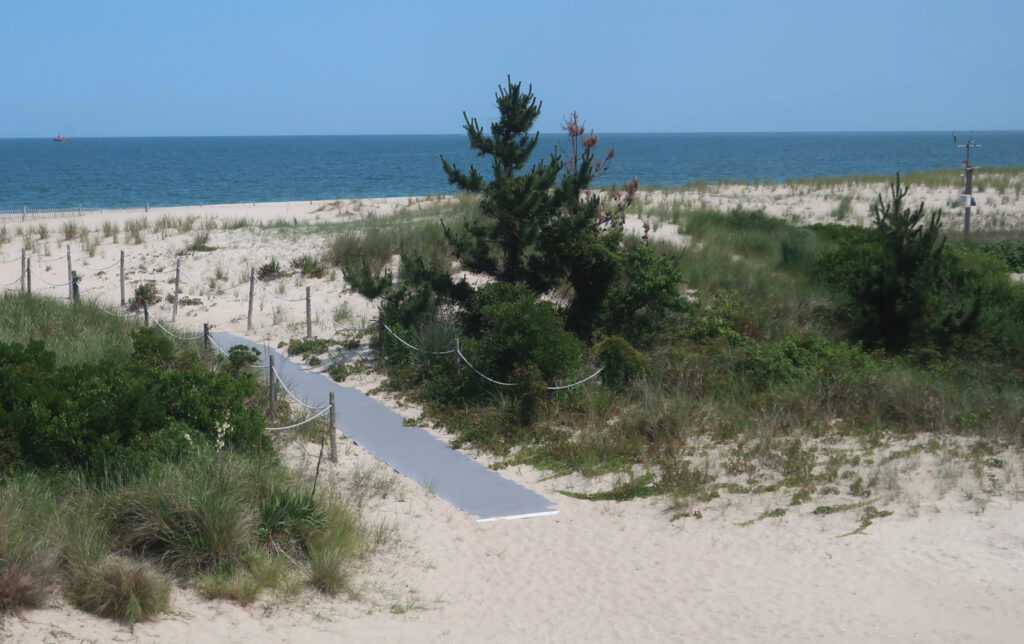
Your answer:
[1,132,1022,211]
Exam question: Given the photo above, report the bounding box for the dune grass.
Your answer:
[0,295,382,625]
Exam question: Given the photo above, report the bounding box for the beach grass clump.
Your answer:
[124,218,148,244]
[101,220,119,241]
[0,475,62,611]
[65,556,171,626]
[257,257,282,280]
[0,226,9,245]
[62,221,81,240]
[183,230,217,253]
[291,254,325,278]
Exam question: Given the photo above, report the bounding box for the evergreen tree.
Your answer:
[441,77,561,284]
[847,173,979,352]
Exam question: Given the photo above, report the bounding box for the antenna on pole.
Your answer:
[953,132,981,239]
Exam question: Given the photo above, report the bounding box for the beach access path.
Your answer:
[214,332,558,522]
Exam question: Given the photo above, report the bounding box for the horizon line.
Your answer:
[3,129,1022,141]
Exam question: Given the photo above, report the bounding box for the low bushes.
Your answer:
[0,327,263,475]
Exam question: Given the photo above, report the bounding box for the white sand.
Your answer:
[3,190,1024,643]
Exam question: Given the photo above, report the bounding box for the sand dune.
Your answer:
[2,190,1024,643]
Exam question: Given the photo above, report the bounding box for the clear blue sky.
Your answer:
[2,0,1020,137]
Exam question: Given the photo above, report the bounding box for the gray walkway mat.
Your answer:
[214,333,557,522]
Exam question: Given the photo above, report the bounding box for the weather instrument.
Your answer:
[953,132,980,238]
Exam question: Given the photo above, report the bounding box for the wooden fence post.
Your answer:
[71,271,79,302]
[306,286,312,339]
[247,267,255,331]
[66,244,72,301]
[143,300,149,326]
[25,257,31,295]
[119,250,125,306]
[203,323,210,351]
[329,392,337,464]
[20,249,25,293]
[268,354,276,415]
[172,259,180,322]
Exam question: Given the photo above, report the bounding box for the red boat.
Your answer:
[53,133,67,142]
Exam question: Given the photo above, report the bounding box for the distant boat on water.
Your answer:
[53,133,67,142]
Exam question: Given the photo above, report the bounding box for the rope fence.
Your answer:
[3,246,608,392]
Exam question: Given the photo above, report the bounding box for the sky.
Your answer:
[1,0,1021,137]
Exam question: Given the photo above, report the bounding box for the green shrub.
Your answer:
[603,241,687,345]
[128,281,160,312]
[594,336,649,390]
[343,258,392,299]
[0,329,264,475]
[461,282,583,385]
[816,174,980,353]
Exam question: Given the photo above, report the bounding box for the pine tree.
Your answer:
[441,77,561,284]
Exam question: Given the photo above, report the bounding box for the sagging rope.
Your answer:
[0,274,22,288]
[151,317,205,341]
[124,262,175,275]
[384,324,605,391]
[309,299,370,333]
[27,266,70,287]
[271,364,325,410]
[0,256,23,264]
[73,257,120,272]
[382,322,456,355]
[75,284,144,318]
[254,276,306,302]
[266,404,331,432]
[204,335,270,369]
[179,269,248,294]
[29,253,67,264]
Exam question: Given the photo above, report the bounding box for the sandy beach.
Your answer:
[3,184,1024,643]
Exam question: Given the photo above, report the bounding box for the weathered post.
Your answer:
[203,323,210,352]
[20,249,25,292]
[143,300,149,326]
[268,354,277,414]
[25,257,31,295]
[78,204,83,217]
[247,267,255,331]
[329,392,337,464]
[119,250,125,306]
[305,286,312,339]
[172,259,181,322]
[66,244,72,301]
[71,271,79,302]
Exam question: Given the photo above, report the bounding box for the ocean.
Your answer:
[1,131,1022,212]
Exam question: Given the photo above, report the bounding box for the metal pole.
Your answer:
[119,250,125,306]
[66,244,72,301]
[247,267,255,331]
[329,392,337,464]
[306,286,312,339]
[26,257,31,295]
[964,165,973,240]
[268,354,276,414]
[172,259,180,322]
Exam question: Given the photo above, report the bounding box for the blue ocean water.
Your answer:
[1,131,1021,211]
